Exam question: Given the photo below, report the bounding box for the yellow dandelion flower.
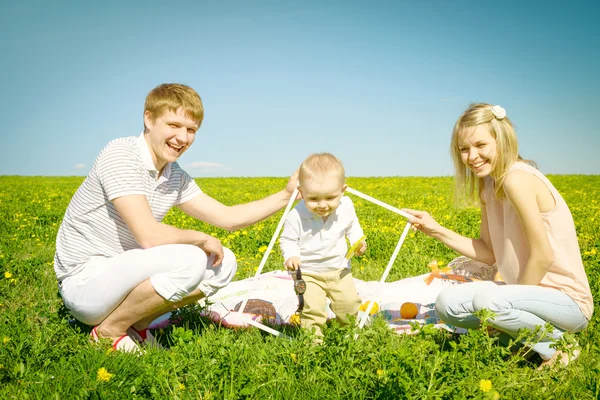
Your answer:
[289,314,301,325]
[97,367,113,382]
[178,383,186,390]
[359,301,379,315]
[290,353,297,363]
[376,369,384,376]
[3,337,11,344]
[479,379,492,393]
[258,245,268,253]
[4,272,12,279]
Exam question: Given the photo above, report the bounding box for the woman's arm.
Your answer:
[403,208,496,265]
[502,170,554,285]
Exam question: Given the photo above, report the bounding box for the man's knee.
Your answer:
[196,246,237,297]
[216,247,237,282]
[180,245,211,286]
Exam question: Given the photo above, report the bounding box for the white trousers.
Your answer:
[59,244,237,326]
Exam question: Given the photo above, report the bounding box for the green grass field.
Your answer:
[1,176,599,399]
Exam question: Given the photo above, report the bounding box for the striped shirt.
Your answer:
[54,133,202,280]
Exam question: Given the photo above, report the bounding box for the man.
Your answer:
[55,83,297,352]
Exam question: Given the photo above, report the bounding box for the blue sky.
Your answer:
[1,1,598,177]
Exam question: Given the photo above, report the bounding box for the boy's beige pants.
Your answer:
[300,268,361,337]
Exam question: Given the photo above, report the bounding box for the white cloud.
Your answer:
[185,161,226,171]
[74,163,86,169]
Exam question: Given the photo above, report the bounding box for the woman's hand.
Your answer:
[402,209,444,238]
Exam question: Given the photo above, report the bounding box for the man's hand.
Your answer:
[199,234,224,266]
[286,169,301,200]
[284,256,302,271]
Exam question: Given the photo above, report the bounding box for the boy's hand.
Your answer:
[284,256,302,271]
[355,241,367,257]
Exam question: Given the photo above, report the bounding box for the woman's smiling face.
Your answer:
[457,124,497,178]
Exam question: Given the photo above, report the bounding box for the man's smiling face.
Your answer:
[143,108,200,172]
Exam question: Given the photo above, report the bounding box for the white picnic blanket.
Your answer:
[149,270,469,334]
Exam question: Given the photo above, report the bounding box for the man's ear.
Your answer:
[297,186,304,199]
[143,110,154,132]
[341,184,348,194]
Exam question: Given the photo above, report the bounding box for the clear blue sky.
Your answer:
[1,0,598,177]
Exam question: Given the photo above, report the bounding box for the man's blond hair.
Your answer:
[299,153,346,186]
[144,83,204,130]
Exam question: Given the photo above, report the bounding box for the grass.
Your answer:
[1,175,599,399]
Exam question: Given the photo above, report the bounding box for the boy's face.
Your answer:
[299,174,346,219]
[143,108,201,171]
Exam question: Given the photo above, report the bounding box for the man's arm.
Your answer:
[177,172,299,231]
[113,194,224,265]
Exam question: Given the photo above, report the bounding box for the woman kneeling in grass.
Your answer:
[404,103,593,368]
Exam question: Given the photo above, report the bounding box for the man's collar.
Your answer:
[137,133,171,179]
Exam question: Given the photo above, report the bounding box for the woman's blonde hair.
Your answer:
[450,103,535,204]
[144,83,204,130]
[299,153,346,187]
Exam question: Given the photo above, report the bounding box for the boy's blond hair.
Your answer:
[450,103,535,204]
[144,83,204,130]
[299,153,346,186]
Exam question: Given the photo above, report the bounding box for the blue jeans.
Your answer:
[435,282,588,360]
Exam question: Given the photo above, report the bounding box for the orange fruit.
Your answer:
[400,302,419,319]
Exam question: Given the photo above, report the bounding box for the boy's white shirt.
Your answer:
[280,196,364,273]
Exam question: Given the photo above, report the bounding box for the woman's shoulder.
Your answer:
[503,167,538,195]
[507,160,542,175]
[503,162,557,207]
